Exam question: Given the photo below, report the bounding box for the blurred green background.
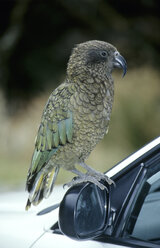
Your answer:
[0,0,159,191]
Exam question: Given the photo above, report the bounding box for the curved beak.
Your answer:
[113,53,127,77]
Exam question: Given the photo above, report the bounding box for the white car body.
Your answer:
[0,188,126,248]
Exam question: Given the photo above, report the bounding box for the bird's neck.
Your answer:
[80,75,113,97]
[67,74,114,106]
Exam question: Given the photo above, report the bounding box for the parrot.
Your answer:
[25,40,127,210]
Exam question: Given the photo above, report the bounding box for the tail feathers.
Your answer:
[43,166,59,199]
[25,167,59,211]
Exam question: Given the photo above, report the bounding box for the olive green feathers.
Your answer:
[25,85,74,209]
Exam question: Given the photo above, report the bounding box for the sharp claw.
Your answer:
[97,183,109,193]
[109,178,116,187]
[63,183,68,189]
[72,176,79,181]
[105,176,115,186]
[63,176,79,189]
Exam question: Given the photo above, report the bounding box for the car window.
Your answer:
[124,168,160,244]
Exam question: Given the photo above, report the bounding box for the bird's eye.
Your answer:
[100,51,107,57]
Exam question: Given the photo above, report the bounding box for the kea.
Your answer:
[25,40,127,210]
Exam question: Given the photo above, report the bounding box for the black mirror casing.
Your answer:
[59,183,110,240]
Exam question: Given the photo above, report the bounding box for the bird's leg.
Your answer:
[80,162,115,186]
[64,167,112,190]
[70,168,85,178]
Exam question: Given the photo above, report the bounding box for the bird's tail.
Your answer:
[25,166,59,211]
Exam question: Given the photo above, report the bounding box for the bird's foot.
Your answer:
[79,162,115,187]
[87,171,115,187]
[64,174,109,190]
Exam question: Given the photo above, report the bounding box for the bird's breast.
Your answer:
[68,82,114,159]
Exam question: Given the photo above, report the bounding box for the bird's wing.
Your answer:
[26,83,74,191]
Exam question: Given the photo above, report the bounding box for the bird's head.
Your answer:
[67,40,127,81]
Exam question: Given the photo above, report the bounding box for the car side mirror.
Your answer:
[59,182,110,240]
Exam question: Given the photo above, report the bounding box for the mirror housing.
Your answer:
[59,182,110,240]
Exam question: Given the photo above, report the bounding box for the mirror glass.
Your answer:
[75,184,108,238]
